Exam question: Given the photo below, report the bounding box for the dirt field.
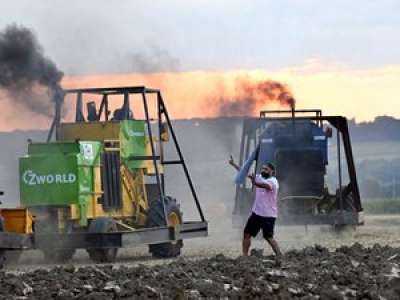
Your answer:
[0,215,399,299]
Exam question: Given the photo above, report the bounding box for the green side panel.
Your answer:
[20,155,79,206]
[76,141,103,226]
[19,141,103,213]
[120,120,147,169]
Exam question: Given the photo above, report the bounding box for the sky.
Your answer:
[0,0,399,129]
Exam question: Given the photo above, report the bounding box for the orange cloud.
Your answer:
[1,61,399,131]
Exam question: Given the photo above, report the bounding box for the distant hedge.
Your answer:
[363,198,400,214]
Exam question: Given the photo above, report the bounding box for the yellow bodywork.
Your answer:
[58,121,121,141]
[54,121,161,228]
[0,208,33,234]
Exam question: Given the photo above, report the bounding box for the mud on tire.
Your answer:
[147,196,183,258]
[35,219,76,263]
[86,217,118,263]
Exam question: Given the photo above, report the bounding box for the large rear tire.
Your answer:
[35,220,76,263]
[86,217,118,263]
[330,186,357,233]
[43,248,75,263]
[147,197,183,258]
[336,185,355,211]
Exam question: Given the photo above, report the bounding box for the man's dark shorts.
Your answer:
[244,213,276,239]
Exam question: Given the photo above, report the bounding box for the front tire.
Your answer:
[147,197,183,258]
[86,217,118,263]
[35,219,76,263]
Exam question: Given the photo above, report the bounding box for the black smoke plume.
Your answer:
[0,24,63,116]
[208,77,295,117]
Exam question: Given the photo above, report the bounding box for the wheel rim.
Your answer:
[168,212,180,226]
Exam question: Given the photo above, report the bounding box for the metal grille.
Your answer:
[101,152,122,210]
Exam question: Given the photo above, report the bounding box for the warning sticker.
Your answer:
[82,143,94,160]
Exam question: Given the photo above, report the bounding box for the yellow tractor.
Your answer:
[0,86,207,265]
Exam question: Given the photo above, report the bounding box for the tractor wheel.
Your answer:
[42,245,74,263]
[43,248,75,263]
[332,186,357,233]
[336,185,355,211]
[87,217,118,263]
[147,197,183,258]
[4,251,22,265]
[35,220,76,263]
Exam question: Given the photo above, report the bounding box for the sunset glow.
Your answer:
[0,61,398,131]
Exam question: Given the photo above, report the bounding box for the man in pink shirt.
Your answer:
[229,158,282,264]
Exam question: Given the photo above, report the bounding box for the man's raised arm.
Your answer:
[228,155,241,171]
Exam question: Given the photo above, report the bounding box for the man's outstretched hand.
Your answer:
[229,154,235,166]
[229,155,241,171]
